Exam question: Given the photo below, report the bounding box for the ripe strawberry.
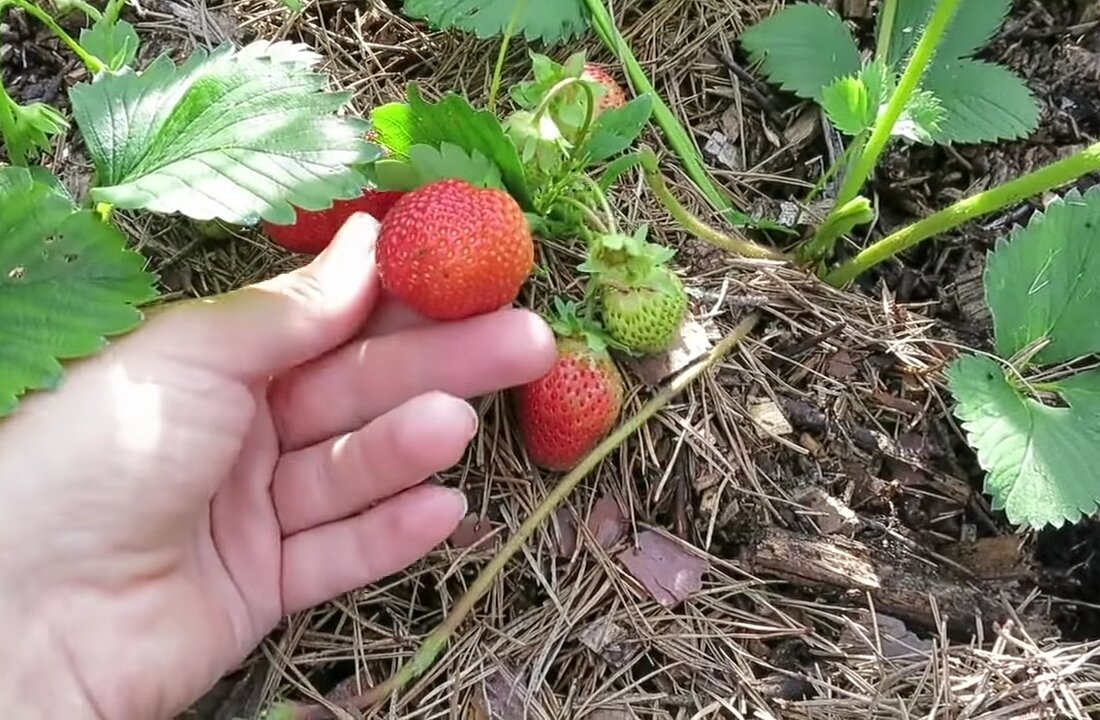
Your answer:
[515,304,625,470]
[582,63,627,112]
[580,227,689,354]
[376,178,534,321]
[601,267,688,353]
[262,189,406,255]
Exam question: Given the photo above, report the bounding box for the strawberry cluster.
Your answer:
[257,53,689,472]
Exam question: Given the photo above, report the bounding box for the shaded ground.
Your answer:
[5,0,1100,718]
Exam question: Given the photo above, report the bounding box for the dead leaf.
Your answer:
[579,616,632,665]
[942,535,1029,580]
[618,530,709,607]
[450,514,495,549]
[839,612,933,659]
[588,708,633,720]
[629,317,713,387]
[470,664,538,720]
[704,129,740,170]
[586,496,626,550]
[825,350,858,379]
[553,507,578,557]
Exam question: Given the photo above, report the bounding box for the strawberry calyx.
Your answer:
[579,225,678,294]
[545,297,624,355]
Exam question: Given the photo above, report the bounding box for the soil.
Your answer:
[5,0,1100,717]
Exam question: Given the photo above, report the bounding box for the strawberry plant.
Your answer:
[0,0,380,416]
[946,187,1100,530]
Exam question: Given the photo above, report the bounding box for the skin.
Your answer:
[0,214,557,720]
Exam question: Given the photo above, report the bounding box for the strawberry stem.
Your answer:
[576,173,619,235]
[268,312,763,719]
[639,148,790,261]
[533,76,598,158]
[487,0,526,114]
[558,196,608,235]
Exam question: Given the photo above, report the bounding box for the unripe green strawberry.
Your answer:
[516,334,624,471]
[601,267,688,353]
[377,179,534,321]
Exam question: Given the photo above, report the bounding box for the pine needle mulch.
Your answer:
[139,1,1100,718]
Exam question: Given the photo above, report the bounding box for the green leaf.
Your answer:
[375,142,505,192]
[583,94,654,164]
[277,0,304,9]
[80,16,140,71]
[894,88,945,144]
[401,0,589,44]
[948,355,1100,529]
[0,167,158,417]
[922,59,1038,144]
[984,187,1100,365]
[0,89,69,166]
[374,85,532,208]
[740,3,861,102]
[821,75,875,136]
[70,40,377,226]
[369,102,415,158]
[885,0,1011,68]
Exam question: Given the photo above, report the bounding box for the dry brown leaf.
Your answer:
[450,514,495,550]
[618,530,709,607]
[586,495,626,550]
[839,611,933,659]
[579,616,632,665]
[629,317,713,387]
[553,507,578,557]
[469,663,535,720]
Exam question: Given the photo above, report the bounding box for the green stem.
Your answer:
[804,133,863,207]
[558,195,608,235]
[12,0,105,74]
[275,312,762,720]
[582,0,748,225]
[533,77,599,166]
[824,140,1100,286]
[487,0,525,114]
[577,172,618,235]
[811,0,960,259]
[876,0,899,63]
[640,148,789,261]
[70,0,103,20]
[104,0,126,23]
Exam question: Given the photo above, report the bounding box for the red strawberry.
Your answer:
[262,190,406,255]
[515,304,625,470]
[377,178,535,321]
[582,63,628,112]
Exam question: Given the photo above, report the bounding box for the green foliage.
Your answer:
[374,142,505,191]
[583,94,653,164]
[984,187,1100,365]
[0,86,69,166]
[742,0,1038,145]
[370,85,532,208]
[401,0,589,44]
[740,3,861,103]
[948,187,1100,529]
[80,15,140,71]
[0,167,158,417]
[70,40,377,225]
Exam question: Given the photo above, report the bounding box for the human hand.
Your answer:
[0,214,556,720]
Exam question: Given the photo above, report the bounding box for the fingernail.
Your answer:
[316,212,379,283]
[464,402,480,438]
[449,488,469,516]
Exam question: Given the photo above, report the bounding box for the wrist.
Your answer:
[0,598,105,720]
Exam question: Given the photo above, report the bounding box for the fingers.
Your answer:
[132,213,382,381]
[280,485,466,614]
[270,308,557,450]
[272,392,477,536]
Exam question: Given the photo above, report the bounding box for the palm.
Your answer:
[0,219,555,720]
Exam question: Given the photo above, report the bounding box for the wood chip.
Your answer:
[792,486,859,536]
[749,398,793,437]
[449,514,496,550]
[942,535,1030,581]
[629,316,713,387]
[618,530,709,607]
[553,507,578,558]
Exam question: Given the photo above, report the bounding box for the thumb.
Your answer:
[136,212,383,380]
